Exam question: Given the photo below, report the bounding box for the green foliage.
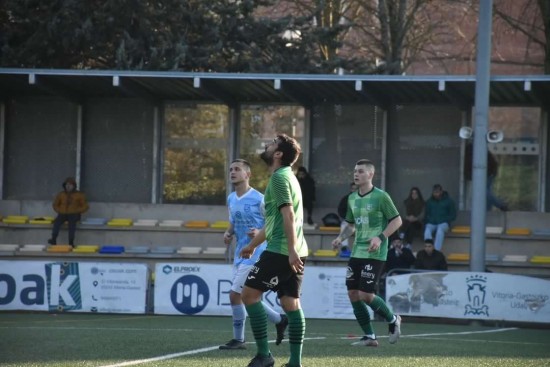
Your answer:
[163,104,229,204]
[0,0,350,72]
[495,157,539,211]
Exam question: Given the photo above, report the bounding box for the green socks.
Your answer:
[287,309,305,367]
[351,300,375,335]
[245,301,270,356]
[369,295,395,322]
[246,303,305,366]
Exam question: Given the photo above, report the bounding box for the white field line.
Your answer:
[98,328,523,367]
[98,337,326,367]
[2,325,526,366]
[342,327,518,340]
[2,326,217,332]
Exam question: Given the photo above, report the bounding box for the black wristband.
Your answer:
[378,233,386,242]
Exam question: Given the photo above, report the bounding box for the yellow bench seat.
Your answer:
[185,221,209,228]
[47,245,73,253]
[318,226,340,232]
[451,226,471,234]
[530,256,550,264]
[313,249,339,257]
[210,221,230,229]
[73,245,99,253]
[107,218,133,226]
[505,227,531,236]
[30,216,55,224]
[3,215,30,224]
[447,253,470,261]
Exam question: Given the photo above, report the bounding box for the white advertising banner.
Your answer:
[385,271,550,323]
[154,263,263,315]
[300,266,357,319]
[0,260,148,314]
[154,263,361,319]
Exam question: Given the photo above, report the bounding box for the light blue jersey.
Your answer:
[227,188,267,266]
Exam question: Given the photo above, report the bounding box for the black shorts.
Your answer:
[345,257,385,293]
[244,250,306,299]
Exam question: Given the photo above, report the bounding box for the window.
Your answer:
[488,107,541,211]
[163,103,229,204]
[310,104,383,208]
[239,105,306,191]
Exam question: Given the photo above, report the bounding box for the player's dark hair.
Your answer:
[355,159,375,171]
[276,133,301,166]
[232,158,251,170]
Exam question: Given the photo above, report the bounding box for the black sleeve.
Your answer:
[337,195,348,218]
[414,252,424,269]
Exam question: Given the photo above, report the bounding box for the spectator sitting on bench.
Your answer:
[48,177,89,247]
[385,234,416,276]
[414,239,447,271]
[401,186,425,247]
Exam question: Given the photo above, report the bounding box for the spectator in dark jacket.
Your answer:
[385,235,416,275]
[423,184,456,251]
[296,166,316,225]
[414,239,448,271]
[400,187,425,246]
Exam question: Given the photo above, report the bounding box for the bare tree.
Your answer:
[492,0,548,73]
[353,0,459,74]
[279,0,454,74]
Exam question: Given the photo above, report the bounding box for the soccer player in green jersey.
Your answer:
[332,159,403,347]
[240,134,308,367]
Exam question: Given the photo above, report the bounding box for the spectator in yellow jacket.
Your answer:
[48,177,89,246]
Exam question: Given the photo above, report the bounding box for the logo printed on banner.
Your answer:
[162,264,202,274]
[522,295,548,312]
[465,275,489,316]
[45,263,82,312]
[171,275,210,315]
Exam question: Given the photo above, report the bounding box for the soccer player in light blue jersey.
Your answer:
[219,159,288,351]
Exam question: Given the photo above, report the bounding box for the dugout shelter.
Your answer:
[0,69,549,265]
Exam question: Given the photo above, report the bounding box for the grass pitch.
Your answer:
[1,312,549,367]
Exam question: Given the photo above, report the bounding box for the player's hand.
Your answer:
[240,244,255,259]
[223,231,233,245]
[368,237,381,252]
[331,238,341,250]
[288,249,304,273]
[247,228,259,239]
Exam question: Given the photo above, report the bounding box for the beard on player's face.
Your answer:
[260,150,274,166]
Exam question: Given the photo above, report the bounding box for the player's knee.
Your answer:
[280,296,300,312]
[348,289,360,302]
[241,286,262,305]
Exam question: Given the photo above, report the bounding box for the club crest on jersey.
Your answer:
[366,203,373,211]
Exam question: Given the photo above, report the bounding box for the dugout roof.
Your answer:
[1,68,549,108]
